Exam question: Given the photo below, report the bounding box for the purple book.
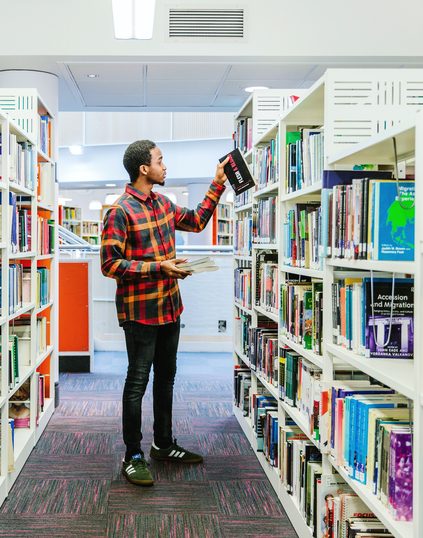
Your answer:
[389,429,413,521]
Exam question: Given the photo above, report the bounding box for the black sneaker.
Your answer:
[122,453,154,486]
[150,439,203,464]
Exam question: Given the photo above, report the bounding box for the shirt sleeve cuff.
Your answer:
[211,180,226,194]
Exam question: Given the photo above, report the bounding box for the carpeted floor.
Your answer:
[0,352,298,538]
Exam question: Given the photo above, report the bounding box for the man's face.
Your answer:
[145,146,167,186]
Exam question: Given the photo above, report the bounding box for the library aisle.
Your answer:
[0,352,297,538]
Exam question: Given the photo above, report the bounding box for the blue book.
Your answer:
[320,170,392,258]
[355,397,408,484]
[372,180,414,261]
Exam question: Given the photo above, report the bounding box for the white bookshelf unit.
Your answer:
[233,69,423,538]
[0,89,57,507]
[212,202,233,246]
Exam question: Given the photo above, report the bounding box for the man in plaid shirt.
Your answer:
[101,140,228,486]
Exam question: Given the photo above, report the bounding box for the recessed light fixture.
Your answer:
[112,0,156,39]
[105,183,117,187]
[69,145,84,155]
[244,86,269,93]
[182,191,188,195]
[87,74,99,78]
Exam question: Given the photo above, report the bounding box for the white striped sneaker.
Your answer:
[122,453,154,486]
[150,439,203,464]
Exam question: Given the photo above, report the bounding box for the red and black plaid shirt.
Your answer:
[101,181,225,325]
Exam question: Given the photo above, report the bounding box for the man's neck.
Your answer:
[132,177,153,197]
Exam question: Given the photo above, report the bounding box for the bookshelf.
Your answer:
[233,69,423,538]
[0,90,57,507]
[81,219,102,246]
[61,207,102,245]
[212,202,233,246]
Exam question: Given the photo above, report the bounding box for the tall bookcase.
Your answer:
[0,89,57,507]
[233,69,423,538]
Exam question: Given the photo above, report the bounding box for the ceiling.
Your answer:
[1,56,421,112]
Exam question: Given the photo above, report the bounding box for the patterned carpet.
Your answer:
[0,352,298,538]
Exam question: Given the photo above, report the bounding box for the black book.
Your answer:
[219,148,256,194]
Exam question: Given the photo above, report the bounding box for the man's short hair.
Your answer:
[123,140,156,183]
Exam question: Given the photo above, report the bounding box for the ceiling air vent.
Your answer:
[169,9,244,38]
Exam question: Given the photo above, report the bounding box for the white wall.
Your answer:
[58,138,233,185]
[59,111,235,147]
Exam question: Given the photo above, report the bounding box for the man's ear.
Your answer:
[139,163,148,176]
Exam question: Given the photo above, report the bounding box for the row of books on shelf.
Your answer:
[253,135,280,189]
[283,203,322,270]
[280,279,324,355]
[329,179,413,262]
[217,204,232,219]
[6,193,55,254]
[285,129,324,194]
[235,173,415,271]
[252,197,277,244]
[234,117,253,154]
[7,316,49,388]
[234,189,253,209]
[237,270,414,363]
[234,215,252,256]
[216,221,232,234]
[82,222,102,235]
[234,267,252,310]
[217,236,232,246]
[258,262,279,313]
[282,170,415,270]
[39,115,52,157]
[0,133,36,190]
[6,264,51,314]
[60,206,81,221]
[234,363,413,527]
[332,276,413,359]
[8,373,49,467]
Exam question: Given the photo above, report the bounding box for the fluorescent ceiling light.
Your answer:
[89,200,103,210]
[112,0,156,39]
[87,74,98,78]
[69,145,84,155]
[244,86,269,93]
[105,183,117,187]
[182,191,188,195]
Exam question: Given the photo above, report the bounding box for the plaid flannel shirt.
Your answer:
[101,181,225,325]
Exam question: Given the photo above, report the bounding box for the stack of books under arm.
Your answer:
[178,257,218,273]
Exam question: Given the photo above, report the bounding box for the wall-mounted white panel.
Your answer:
[58,138,233,183]
[84,112,172,145]
[172,112,234,140]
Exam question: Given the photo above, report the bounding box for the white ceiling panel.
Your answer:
[147,94,216,107]
[148,63,228,80]
[228,64,316,80]
[67,63,145,107]
[147,79,219,93]
[212,95,245,107]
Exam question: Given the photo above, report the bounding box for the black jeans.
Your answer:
[122,318,180,455]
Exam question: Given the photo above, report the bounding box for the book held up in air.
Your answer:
[177,256,218,274]
[219,148,256,194]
